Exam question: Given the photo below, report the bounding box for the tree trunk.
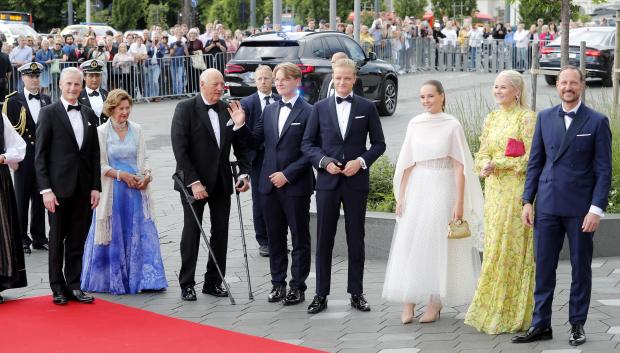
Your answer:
[560,0,570,67]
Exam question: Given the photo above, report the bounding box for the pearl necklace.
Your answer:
[111,120,128,130]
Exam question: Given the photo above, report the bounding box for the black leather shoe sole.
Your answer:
[283,293,305,306]
[202,288,229,297]
[52,295,68,305]
[512,332,552,343]
[569,337,586,346]
[307,299,327,314]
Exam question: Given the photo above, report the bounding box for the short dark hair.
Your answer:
[558,65,584,82]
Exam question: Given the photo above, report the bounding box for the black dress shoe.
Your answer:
[259,244,269,257]
[569,324,586,346]
[52,292,68,305]
[67,289,94,303]
[283,288,305,306]
[33,243,49,251]
[23,244,31,254]
[307,295,328,314]
[202,283,229,297]
[268,284,286,302]
[350,294,371,312]
[512,326,553,343]
[181,287,197,301]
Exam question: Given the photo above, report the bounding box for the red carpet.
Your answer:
[0,296,325,353]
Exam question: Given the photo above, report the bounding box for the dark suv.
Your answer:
[224,31,398,116]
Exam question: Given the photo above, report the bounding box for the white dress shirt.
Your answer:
[278,95,298,136]
[200,94,220,148]
[257,91,274,112]
[560,100,604,217]
[60,96,85,149]
[23,88,42,124]
[85,87,104,118]
[1,113,26,164]
[335,94,352,138]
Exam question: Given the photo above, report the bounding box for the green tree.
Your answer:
[6,0,66,32]
[517,0,579,25]
[146,3,169,29]
[111,0,147,30]
[395,0,428,19]
[430,0,477,20]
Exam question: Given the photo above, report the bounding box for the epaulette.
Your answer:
[5,91,17,100]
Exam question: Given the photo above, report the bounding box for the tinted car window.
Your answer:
[235,41,300,60]
[340,37,366,62]
[311,39,328,58]
[549,29,613,46]
[324,37,345,57]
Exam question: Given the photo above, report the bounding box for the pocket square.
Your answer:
[88,122,92,126]
[576,133,591,137]
[291,122,301,126]
[226,119,234,127]
[354,115,366,119]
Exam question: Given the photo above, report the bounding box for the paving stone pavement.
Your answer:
[5,96,620,353]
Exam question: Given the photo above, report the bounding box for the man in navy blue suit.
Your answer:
[513,66,612,346]
[231,62,314,305]
[239,65,280,257]
[302,58,386,314]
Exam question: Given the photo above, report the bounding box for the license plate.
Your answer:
[569,53,577,59]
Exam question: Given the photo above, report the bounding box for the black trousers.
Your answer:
[250,150,268,246]
[315,181,368,296]
[48,191,92,293]
[14,149,47,247]
[261,189,311,291]
[178,178,231,289]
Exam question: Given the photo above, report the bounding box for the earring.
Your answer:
[515,95,520,103]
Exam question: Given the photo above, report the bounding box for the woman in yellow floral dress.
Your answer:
[464,70,536,334]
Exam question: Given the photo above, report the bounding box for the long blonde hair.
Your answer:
[496,70,529,109]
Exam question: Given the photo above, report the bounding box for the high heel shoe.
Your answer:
[401,304,415,324]
[419,306,442,323]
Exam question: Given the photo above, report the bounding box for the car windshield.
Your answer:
[235,41,299,60]
[7,24,37,36]
[549,29,612,46]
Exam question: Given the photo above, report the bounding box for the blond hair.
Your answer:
[273,62,301,80]
[496,70,529,109]
[255,64,272,76]
[103,89,133,117]
[332,58,357,74]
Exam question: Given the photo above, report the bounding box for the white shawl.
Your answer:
[94,121,154,245]
[393,112,485,249]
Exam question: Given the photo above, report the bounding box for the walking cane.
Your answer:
[172,173,236,305]
[230,161,254,300]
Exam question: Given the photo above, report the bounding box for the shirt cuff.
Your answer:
[589,205,605,218]
[357,157,367,170]
[40,188,52,195]
[187,181,200,187]
[319,156,326,169]
[239,174,249,180]
[232,122,245,131]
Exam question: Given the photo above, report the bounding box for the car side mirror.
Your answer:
[367,51,377,61]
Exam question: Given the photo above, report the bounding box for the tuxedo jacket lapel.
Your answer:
[554,104,590,162]
[56,102,80,150]
[80,107,90,149]
[343,95,357,140]
[328,97,344,141]
[194,97,219,148]
[277,101,302,143]
[217,101,229,150]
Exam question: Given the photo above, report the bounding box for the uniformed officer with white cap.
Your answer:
[79,59,108,125]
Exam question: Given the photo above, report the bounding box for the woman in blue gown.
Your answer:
[81,89,167,294]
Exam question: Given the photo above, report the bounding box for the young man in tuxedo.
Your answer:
[231,62,314,305]
[302,58,386,314]
[35,67,101,305]
[514,66,612,346]
[78,59,108,125]
[239,65,280,257]
[3,62,51,253]
[171,68,251,301]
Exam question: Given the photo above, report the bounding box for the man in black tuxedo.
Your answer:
[78,59,108,125]
[171,68,251,301]
[3,62,51,253]
[318,52,364,100]
[302,58,385,314]
[232,62,314,305]
[239,65,280,257]
[35,67,101,305]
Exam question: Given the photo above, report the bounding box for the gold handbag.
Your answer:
[448,219,471,239]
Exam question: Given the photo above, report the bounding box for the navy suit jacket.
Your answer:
[302,94,386,191]
[523,103,612,217]
[239,92,280,156]
[237,97,314,196]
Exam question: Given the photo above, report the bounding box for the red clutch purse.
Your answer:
[505,138,526,157]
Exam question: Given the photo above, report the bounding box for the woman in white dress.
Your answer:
[382,80,484,324]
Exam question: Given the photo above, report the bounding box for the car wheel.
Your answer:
[544,75,556,86]
[378,78,397,116]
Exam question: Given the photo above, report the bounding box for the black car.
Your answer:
[224,31,398,116]
[540,27,615,86]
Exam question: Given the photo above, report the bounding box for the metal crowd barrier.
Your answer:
[372,37,534,74]
[6,52,236,102]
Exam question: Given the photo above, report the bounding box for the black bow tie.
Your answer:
[67,104,81,112]
[558,110,576,119]
[279,101,293,109]
[263,95,273,103]
[206,103,219,112]
[28,93,40,100]
[336,95,353,104]
[88,90,100,97]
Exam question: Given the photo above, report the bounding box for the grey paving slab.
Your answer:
[6,73,620,353]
